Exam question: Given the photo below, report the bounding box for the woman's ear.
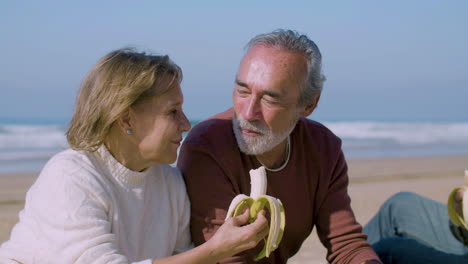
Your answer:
[300,93,321,117]
[117,108,133,134]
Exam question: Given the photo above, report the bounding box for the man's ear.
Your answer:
[299,93,321,117]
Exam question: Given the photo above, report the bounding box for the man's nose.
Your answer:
[243,96,261,121]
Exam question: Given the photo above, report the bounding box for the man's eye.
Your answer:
[262,97,277,105]
[237,89,249,95]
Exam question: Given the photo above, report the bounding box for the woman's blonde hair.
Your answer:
[67,48,182,151]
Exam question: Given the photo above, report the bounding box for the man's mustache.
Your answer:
[236,118,269,134]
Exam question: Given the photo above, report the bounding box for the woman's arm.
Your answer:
[153,210,268,264]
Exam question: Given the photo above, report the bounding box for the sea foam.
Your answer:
[1,121,468,172]
[325,122,468,145]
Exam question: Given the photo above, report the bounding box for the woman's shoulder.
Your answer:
[36,149,108,194]
[24,149,111,216]
[44,149,95,172]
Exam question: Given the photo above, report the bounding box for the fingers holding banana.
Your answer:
[231,209,270,252]
[209,208,269,260]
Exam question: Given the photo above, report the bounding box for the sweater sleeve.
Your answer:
[0,156,151,264]
[315,150,381,264]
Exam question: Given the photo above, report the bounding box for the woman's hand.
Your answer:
[151,209,268,264]
[206,208,269,260]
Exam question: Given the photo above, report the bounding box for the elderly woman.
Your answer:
[0,49,268,264]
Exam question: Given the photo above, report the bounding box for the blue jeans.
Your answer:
[363,192,468,264]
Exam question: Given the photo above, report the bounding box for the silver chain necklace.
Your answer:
[257,135,291,172]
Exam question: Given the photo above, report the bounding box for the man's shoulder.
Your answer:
[184,108,234,146]
[178,108,240,170]
[298,118,341,144]
[295,118,343,157]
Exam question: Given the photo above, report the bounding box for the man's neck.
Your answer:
[255,138,289,169]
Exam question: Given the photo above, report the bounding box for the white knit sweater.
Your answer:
[0,146,191,264]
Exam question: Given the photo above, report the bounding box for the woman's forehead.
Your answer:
[153,84,183,108]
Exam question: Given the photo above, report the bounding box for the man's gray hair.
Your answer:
[246,29,326,106]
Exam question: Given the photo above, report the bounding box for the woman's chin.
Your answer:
[160,153,177,165]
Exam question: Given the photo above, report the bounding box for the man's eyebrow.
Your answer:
[263,90,281,98]
[235,78,248,88]
[235,78,281,98]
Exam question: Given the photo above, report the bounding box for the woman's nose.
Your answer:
[180,111,191,132]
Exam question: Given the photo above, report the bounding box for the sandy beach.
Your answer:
[1,155,467,263]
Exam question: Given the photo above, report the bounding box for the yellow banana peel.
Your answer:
[225,166,286,261]
[447,170,468,229]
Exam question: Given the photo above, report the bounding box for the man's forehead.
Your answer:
[239,54,305,84]
[241,47,307,75]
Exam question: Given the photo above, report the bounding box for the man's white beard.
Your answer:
[232,114,297,155]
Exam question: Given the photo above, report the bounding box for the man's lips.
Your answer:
[241,129,262,136]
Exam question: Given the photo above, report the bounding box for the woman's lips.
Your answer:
[171,139,182,145]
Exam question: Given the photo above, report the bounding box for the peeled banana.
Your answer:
[225,166,286,261]
[448,170,468,229]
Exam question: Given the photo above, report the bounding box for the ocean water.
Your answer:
[1,120,468,173]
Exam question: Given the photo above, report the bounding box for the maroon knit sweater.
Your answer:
[177,108,381,264]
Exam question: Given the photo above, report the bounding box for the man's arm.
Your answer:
[315,150,381,264]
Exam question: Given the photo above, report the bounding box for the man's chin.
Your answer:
[238,138,272,155]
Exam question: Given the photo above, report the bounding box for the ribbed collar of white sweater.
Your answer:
[97,145,151,186]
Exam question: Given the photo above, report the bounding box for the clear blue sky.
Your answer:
[1,1,467,123]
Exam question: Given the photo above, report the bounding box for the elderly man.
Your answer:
[178,29,381,264]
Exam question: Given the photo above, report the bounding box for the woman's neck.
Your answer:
[104,127,148,172]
